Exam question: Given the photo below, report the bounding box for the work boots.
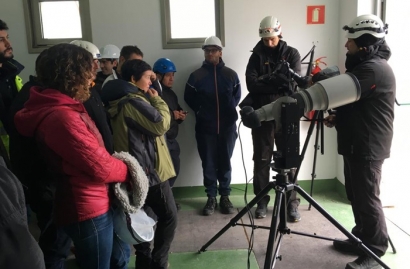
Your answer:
[345,255,382,269]
[220,195,235,214]
[203,197,217,216]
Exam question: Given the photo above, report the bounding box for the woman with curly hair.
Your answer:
[14,43,131,269]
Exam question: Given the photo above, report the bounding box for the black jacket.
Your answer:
[243,40,301,110]
[161,84,183,140]
[0,59,24,134]
[94,71,109,96]
[83,87,114,153]
[0,159,45,269]
[8,76,55,207]
[336,41,395,160]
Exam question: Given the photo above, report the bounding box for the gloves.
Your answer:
[240,106,261,128]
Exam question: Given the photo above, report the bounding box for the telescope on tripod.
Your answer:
[199,67,392,269]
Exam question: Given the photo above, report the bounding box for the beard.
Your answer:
[345,52,362,71]
[0,48,14,63]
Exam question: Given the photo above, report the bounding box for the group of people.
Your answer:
[0,11,395,269]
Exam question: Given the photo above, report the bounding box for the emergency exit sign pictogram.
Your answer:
[307,5,325,24]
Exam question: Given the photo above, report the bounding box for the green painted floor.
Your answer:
[66,249,258,269]
[63,181,409,269]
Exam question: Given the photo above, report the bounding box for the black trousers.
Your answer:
[134,181,177,269]
[343,156,388,257]
[166,139,180,187]
[252,121,299,208]
[31,200,72,269]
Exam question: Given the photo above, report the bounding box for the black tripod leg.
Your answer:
[308,116,320,210]
[199,181,276,253]
[264,187,286,269]
[294,185,391,269]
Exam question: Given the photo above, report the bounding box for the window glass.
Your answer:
[169,0,215,38]
[40,1,82,39]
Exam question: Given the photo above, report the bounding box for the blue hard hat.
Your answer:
[153,58,176,74]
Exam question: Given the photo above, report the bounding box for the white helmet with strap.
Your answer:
[202,36,223,50]
[70,40,101,59]
[100,44,120,59]
[343,14,388,39]
[259,16,282,38]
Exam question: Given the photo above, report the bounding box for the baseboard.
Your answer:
[172,178,346,200]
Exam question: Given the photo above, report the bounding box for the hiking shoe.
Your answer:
[287,207,301,222]
[255,203,267,218]
[220,195,235,214]
[333,239,364,256]
[203,197,217,216]
[345,255,382,269]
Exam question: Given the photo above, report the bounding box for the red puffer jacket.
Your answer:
[14,87,129,225]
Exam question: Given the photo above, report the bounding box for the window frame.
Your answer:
[160,0,225,49]
[23,0,93,54]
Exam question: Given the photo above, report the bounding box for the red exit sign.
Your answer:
[307,5,325,24]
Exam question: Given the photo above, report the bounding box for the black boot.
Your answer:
[287,207,301,222]
[333,239,364,256]
[345,255,382,269]
[255,203,267,218]
[220,195,235,214]
[203,197,217,216]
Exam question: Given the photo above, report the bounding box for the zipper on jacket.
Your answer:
[214,65,220,134]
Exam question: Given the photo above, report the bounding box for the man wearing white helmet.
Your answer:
[324,14,394,269]
[70,40,114,153]
[241,16,301,221]
[185,36,241,216]
[95,44,120,94]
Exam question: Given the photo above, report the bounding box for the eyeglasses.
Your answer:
[204,48,220,54]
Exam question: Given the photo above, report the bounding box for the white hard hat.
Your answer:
[113,208,155,245]
[70,40,101,59]
[259,16,282,38]
[343,14,388,39]
[100,44,120,59]
[202,36,222,50]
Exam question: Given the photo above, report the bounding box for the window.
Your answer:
[23,0,92,53]
[160,0,225,49]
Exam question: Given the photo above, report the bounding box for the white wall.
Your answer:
[3,0,384,189]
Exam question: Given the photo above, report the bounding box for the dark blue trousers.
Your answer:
[195,130,237,198]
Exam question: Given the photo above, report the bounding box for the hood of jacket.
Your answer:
[100,79,139,105]
[251,39,289,61]
[0,59,24,78]
[345,40,392,71]
[14,87,86,137]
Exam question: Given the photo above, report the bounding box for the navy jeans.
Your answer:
[195,130,237,197]
[63,210,130,269]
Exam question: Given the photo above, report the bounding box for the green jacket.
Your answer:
[107,85,175,186]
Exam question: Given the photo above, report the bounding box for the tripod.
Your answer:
[299,110,324,211]
[199,167,390,268]
[301,110,397,253]
[199,104,391,269]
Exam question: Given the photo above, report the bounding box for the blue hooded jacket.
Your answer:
[184,58,241,134]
